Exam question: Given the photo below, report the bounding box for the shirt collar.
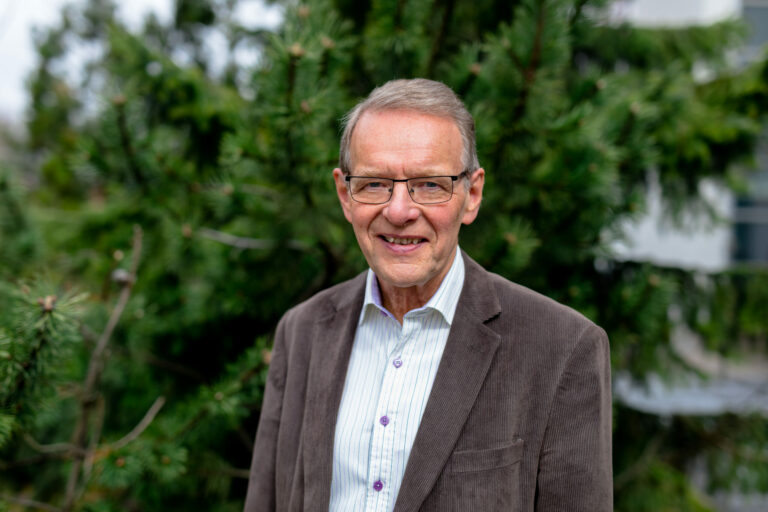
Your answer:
[359,246,465,326]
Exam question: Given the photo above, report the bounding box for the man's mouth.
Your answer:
[380,235,425,245]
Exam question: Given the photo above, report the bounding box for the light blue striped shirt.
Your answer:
[329,247,465,512]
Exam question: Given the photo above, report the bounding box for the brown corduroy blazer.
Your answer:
[244,252,612,512]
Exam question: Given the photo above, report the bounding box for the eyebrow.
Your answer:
[351,168,454,177]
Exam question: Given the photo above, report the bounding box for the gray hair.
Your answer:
[339,78,480,175]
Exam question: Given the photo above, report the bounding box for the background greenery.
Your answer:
[1,0,767,510]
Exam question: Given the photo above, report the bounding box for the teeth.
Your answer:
[384,236,421,245]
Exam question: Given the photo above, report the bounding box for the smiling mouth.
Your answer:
[380,235,426,245]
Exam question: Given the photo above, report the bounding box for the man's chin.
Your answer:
[374,268,433,291]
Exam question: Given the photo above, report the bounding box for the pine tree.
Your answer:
[0,0,767,510]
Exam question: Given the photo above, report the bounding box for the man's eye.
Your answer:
[412,179,449,191]
[363,180,389,189]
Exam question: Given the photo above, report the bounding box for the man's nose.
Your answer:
[383,181,419,225]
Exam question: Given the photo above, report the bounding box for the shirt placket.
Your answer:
[364,317,414,511]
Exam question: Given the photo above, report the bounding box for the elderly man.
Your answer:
[245,78,612,512]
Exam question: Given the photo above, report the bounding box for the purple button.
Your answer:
[393,358,403,368]
[373,480,383,492]
[380,310,387,317]
[379,415,389,426]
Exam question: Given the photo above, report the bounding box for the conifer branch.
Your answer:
[490,3,548,182]
[614,433,664,489]
[63,225,143,512]
[9,329,52,414]
[425,0,455,77]
[175,362,264,440]
[569,0,589,28]
[236,426,255,452]
[197,228,274,249]
[175,408,208,439]
[393,0,407,29]
[86,226,142,392]
[239,183,281,200]
[508,46,525,75]
[197,227,309,250]
[197,466,251,479]
[285,47,300,202]
[135,350,206,381]
[0,451,75,471]
[299,239,340,301]
[110,396,166,450]
[22,434,81,455]
[511,0,545,124]
[114,98,146,188]
[286,47,300,109]
[0,494,61,512]
[82,395,105,485]
[78,324,98,345]
[0,176,28,232]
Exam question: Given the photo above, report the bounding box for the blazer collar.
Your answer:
[301,271,366,508]
[393,251,502,512]
[301,252,502,511]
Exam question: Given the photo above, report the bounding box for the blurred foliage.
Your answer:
[1,0,767,510]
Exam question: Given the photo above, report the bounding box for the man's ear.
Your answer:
[461,168,485,226]
[333,168,353,223]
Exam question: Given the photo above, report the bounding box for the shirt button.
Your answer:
[379,415,389,426]
[393,358,403,368]
[373,480,383,492]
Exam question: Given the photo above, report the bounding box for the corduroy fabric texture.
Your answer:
[244,252,612,512]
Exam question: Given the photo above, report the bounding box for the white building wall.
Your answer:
[608,0,742,272]
[611,177,733,272]
[613,0,741,26]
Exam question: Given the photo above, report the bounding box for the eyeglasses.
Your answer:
[345,172,469,205]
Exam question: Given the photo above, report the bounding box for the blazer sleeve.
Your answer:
[535,323,613,511]
[244,312,290,512]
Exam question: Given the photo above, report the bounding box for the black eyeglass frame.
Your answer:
[344,170,471,205]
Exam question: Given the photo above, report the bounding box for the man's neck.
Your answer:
[379,283,439,324]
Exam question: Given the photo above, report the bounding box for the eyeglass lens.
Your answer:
[349,176,455,204]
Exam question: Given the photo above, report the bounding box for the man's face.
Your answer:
[333,109,484,297]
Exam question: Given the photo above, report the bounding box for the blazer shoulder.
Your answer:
[461,251,600,335]
[477,268,606,347]
[500,273,593,321]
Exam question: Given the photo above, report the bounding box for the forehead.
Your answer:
[349,109,462,174]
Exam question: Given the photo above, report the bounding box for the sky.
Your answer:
[0,0,282,124]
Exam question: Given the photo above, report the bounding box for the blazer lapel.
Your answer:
[301,274,366,510]
[394,254,502,512]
